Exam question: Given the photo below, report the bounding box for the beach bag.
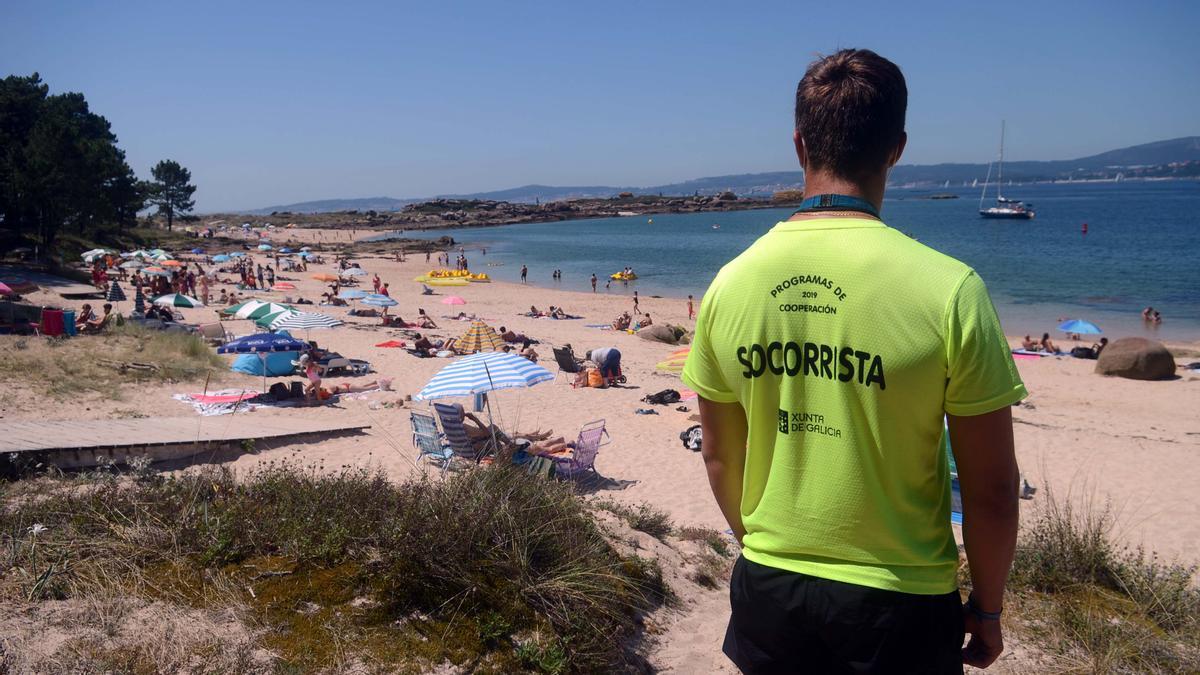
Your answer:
[290,381,305,398]
[1070,346,1097,359]
[268,382,291,400]
[644,389,681,405]
[680,424,702,452]
[587,368,605,388]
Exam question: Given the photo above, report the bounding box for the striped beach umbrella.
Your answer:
[153,293,204,308]
[338,289,368,300]
[269,312,343,331]
[133,285,146,315]
[340,267,367,277]
[361,294,397,307]
[223,299,266,317]
[414,351,554,401]
[655,346,690,373]
[107,280,127,302]
[457,321,505,354]
[254,309,297,329]
[243,302,296,320]
[119,260,145,270]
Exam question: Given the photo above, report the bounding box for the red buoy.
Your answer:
[1081,222,1088,234]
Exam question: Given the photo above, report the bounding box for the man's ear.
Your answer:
[794,130,808,170]
[889,131,908,167]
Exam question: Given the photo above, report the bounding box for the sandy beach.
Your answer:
[3,230,1199,671]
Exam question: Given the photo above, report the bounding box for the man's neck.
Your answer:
[797,170,886,217]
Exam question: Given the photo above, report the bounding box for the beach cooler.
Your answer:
[39,308,65,337]
[62,309,77,336]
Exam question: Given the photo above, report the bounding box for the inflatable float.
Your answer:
[610,272,638,281]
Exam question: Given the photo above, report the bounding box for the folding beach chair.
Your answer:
[538,419,610,480]
[553,346,584,383]
[411,410,453,473]
[432,402,490,462]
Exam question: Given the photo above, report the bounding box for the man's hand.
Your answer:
[697,397,749,543]
[962,613,1003,669]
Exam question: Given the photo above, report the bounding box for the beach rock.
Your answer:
[1094,337,1175,380]
[637,324,685,345]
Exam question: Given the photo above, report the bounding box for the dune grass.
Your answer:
[0,463,669,672]
[0,323,224,399]
[994,487,1200,672]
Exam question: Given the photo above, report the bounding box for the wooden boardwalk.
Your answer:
[0,417,371,468]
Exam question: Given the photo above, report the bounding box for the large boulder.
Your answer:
[637,324,685,345]
[1094,337,1176,380]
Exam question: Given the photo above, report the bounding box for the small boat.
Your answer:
[979,121,1035,220]
[711,224,721,229]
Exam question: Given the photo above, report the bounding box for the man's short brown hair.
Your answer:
[795,49,907,180]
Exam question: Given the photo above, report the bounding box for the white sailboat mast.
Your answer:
[997,120,1005,200]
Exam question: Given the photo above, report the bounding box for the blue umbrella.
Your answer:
[361,294,397,307]
[191,247,205,254]
[217,332,308,354]
[338,289,368,300]
[218,332,308,388]
[258,244,273,251]
[212,254,231,263]
[1058,319,1102,335]
[279,247,293,253]
[230,252,246,258]
[414,351,554,401]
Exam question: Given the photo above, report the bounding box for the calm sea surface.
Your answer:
[382,181,1200,341]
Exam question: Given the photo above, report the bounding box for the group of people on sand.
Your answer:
[610,311,653,331]
[74,303,114,333]
[527,305,573,320]
[1021,332,1108,358]
[292,352,392,404]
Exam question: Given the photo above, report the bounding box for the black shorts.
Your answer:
[723,556,964,674]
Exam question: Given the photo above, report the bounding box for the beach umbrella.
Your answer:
[142,267,171,277]
[119,260,145,270]
[441,296,467,306]
[300,246,312,251]
[223,299,266,317]
[311,273,339,282]
[361,294,397,307]
[414,351,554,401]
[1058,319,1102,335]
[299,252,315,259]
[149,249,166,256]
[106,280,127,302]
[133,285,146,316]
[340,267,367,277]
[80,248,108,259]
[129,249,153,259]
[218,332,308,389]
[338,289,368,300]
[154,254,173,262]
[160,260,183,267]
[153,293,204,308]
[279,247,293,253]
[258,244,273,251]
[272,282,297,291]
[244,302,296,320]
[191,247,206,254]
[230,252,246,258]
[269,312,343,331]
[212,254,232,263]
[457,321,505,354]
[254,309,298,329]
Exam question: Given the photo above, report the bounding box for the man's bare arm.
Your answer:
[698,397,749,543]
[948,405,1020,668]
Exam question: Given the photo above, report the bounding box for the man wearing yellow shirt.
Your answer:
[682,49,1024,673]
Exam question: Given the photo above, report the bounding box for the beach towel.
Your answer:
[375,340,407,348]
[173,388,260,415]
[584,324,612,329]
[1011,349,1058,358]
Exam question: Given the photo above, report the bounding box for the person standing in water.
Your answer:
[591,274,598,292]
[520,265,528,283]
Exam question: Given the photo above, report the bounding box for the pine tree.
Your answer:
[148,159,196,231]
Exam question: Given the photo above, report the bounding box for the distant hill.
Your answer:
[239,137,1199,213]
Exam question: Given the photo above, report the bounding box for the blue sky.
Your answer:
[2,1,1197,212]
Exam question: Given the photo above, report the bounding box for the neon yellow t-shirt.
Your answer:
[682,217,1026,595]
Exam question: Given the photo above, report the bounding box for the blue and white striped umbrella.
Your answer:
[361,294,397,307]
[269,311,343,331]
[338,289,368,300]
[414,351,554,401]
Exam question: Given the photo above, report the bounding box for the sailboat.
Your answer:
[979,121,1035,220]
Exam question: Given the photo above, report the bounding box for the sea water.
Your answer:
[383,181,1200,341]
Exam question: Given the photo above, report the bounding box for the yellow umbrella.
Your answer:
[457,321,506,354]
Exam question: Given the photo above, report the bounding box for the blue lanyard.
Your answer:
[793,193,880,219]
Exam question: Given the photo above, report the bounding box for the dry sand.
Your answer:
[4,235,1199,671]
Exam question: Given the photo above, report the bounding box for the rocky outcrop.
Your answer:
[637,324,686,345]
[1094,337,1176,380]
